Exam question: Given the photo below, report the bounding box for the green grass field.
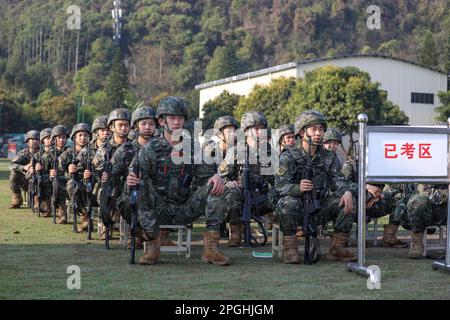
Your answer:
[1,158,449,300]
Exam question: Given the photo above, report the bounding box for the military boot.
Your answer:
[381,224,408,248]
[283,235,300,264]
[40,200,52,217]
[160,229,176,246]
[408,232,425,259]
[77,212,89,232]
[139,232,161,265]
[326,232,357,262]
[202,231,230,266]
[56,205,67,224]
[9,193,23,209]
[33,196,40,213]
[227,223,242,247]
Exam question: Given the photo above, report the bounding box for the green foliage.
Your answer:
[205,45,239,82]
[202,91,241,130]
[284,66,409,139]
[39,95,77,126]
[234,77,298,128]
[105,50,130,111]
[418,31,439,67]
[436,91,450,123]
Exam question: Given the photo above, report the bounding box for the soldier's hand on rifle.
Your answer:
[339,191,354,214]
[24,163,32,172]
[127,172,140,187]
[35,163,43,171]
[208,174,224,195]
[28,165,35,174]
[50,169,57,178]
[225,180,241,189]
[68,164,77,174]
[101,172,108,183]
[83,170,92,180]
[366,184,382,199]
[300,179,314,193]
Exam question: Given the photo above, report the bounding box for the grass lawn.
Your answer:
[1,158,449,300]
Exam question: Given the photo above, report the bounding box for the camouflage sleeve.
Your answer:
[9,150,29,173]
[139,142,156,181]
[327,154,358,198]
[218,147,239,183]
[57,152,69,185]
[110,147,128,188]
[39,153,51,183]
[418,184,448,205]
[274,151,302,198]
[92,145,107,175]
[341,159,354,181]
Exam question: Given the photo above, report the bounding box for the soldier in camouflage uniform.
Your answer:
[129,96,228,266]
[76,115,111,222]
[275,110,357,264]
[46,126,70,224]
[341,158,409,248]
[406,184,447,259]
[218,111,277,247]
[111,106,158,249]
[9,130,40,209]
[28,128,53,216]
[278,124,296,152]
[60,123,92,232]
[92,109,132,240]
[202,116,240,246]
[322,128,343,171]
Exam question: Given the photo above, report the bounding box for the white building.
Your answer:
[195,54,449,126]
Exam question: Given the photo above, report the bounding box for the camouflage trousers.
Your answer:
[406,194,447,233]
[274,194,356,236]
[364,190,398,224]
[9,171,28,193]
[223,187,275,224]
[138,180,226,239]
[66,180,99,215]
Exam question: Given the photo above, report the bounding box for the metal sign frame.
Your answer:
[347,114,450,277]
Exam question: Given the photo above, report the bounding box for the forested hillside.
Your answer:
[0,0,449,131]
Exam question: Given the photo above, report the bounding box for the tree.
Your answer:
[284,66,409,150]
[205,45,239,82]
[234,77,297,128]
[418,31,439,67]
[105,49,130,111]
[202,90,241,130]
[436,90,450,123]
[40,95,77,126]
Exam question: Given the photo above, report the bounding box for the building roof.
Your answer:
[195,54,447,90]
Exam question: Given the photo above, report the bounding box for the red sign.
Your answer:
[384,143,432,160]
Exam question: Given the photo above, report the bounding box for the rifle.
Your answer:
[28,148,37,214]
[241,138,268,247]
[70,143,78,233]
[301,136,321,265]
[129,147,140,264]
[36,149,42,218]
[85,143,94,240]
[99,145,114,249]
[51,143,59,224]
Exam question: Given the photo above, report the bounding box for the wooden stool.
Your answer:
[271,223,284,259]
[144,225,192,258]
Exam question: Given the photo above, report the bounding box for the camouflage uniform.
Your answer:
[8,130,40,208]
[62,123,92,231]
[275,110,357,263]
[322,128,343,171]
[138,96,229,266]
[407,184,447,233]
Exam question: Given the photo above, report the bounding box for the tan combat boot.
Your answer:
[227,223,242,247]
[202,231,231,266]
[33,196,40,213]
[326,232,357,262]
[56,205,67,224]
[77,213,89,233]
[381,224,408,248]
[283,235,300,264]
[9,193,23,209]
[408,232,425,259]
[296,227,304,240]
[139,232,161,265]
[160,229,176,246]
[40,200,52,217]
